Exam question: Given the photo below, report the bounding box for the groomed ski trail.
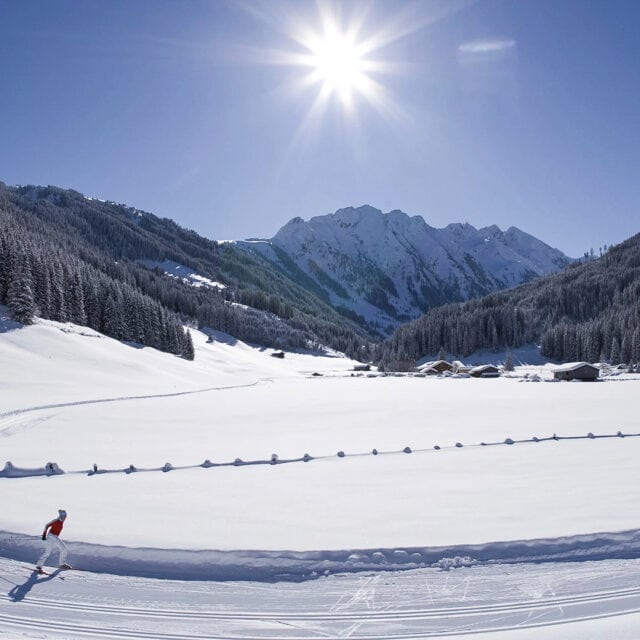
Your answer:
[2,557,640,639]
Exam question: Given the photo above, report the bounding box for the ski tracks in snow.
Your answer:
[1,558,640,639]
[0,380,262,425]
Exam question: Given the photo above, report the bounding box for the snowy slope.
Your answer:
[239,206,571,332]
[2,307,639,558]
[2,308,640,637]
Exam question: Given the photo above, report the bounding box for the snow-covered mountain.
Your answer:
[240,206,572,333]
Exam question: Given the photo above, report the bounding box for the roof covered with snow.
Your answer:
[553,362,599,372]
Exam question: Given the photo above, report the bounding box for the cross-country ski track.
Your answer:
[0,379,263,422]
[2,557,640,639]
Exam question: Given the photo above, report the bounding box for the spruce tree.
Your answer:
[504,350,515,372]
[7,268,35,324]
[183,329,195,360]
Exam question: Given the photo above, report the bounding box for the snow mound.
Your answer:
[432,556,478,571]
[2,528,639,582]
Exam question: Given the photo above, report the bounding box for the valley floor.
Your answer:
[2,311,640,636]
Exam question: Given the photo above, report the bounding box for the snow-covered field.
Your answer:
[2,307,640,638]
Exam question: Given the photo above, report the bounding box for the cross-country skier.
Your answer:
[36,509,71,571]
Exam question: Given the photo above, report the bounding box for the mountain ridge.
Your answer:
[241,205,571,334]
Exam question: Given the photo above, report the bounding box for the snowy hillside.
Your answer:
[2,307,640,637]
[239,206,571,333]
[2,306,639,559]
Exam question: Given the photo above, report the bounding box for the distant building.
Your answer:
[353,364,371,372]
[451,360,471,373]
[469,364,500,378]
[421,360,454,373]
[553,362,599,381]
[421,366,440,376]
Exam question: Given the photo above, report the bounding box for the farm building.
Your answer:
[469,364,500,378]
[553,362,599,381]
[420,360,454,373]
[421,366,440,376]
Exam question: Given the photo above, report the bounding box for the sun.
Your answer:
[244,1,432,136]
[305,30,367,107]
[268,3,391,117]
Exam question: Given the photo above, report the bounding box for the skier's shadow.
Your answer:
[8,569,63,602]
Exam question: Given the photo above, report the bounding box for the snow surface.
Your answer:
[2,306,640,636]
[138,259,227,290]
[3,555,640,639]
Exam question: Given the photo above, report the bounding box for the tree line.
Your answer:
[378,233,640,367]
[0,184,372,360]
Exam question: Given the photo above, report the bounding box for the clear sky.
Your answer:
[1,0,638,257]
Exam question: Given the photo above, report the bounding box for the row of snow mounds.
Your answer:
[2,430,640,479]
[2,528,640,582]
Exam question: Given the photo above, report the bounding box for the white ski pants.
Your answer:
[37,534,68,568]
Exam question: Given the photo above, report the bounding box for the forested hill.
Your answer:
[379,232,640,366]
[0,183,372,359]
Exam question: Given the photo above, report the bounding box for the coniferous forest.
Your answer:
[2,182,639,368]
[379,232,640,367]
[0,183,372,360]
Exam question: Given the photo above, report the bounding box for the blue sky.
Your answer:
[1,0,638,256]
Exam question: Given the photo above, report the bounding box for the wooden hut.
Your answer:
[421,360,454,373]
[553,362,599,381]
[469,364,500,378]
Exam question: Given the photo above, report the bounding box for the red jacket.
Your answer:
[44,518,64,537]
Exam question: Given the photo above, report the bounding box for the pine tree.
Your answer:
[610,337,620,365]
[183,329,195,360]
[504,350,515,372]
[7,266,35,324]
[69,271,87,326]
[621,334,631,364]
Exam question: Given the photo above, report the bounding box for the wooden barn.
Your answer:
[469,364,500,378]
[553,362,599,381]
[421,360,454,373]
